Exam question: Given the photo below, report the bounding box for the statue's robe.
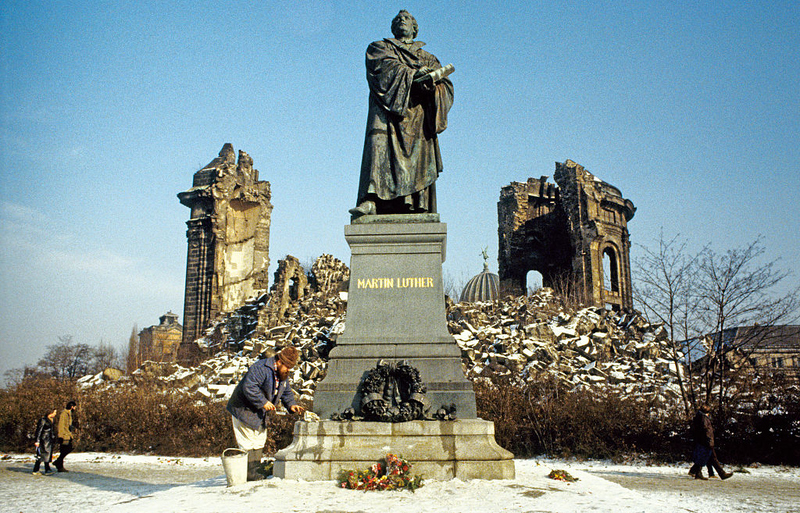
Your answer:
[356,38,454,214]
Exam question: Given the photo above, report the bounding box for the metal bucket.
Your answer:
[221,448,248,487]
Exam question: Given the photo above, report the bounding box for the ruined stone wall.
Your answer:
[498,160,635,310]
[178,144,272,356]
[259,255,310,331]
[498,176,571,297]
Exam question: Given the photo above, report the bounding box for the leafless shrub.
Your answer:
[476,375,683,461]
[0,378,303,457]
[474,371,799,465]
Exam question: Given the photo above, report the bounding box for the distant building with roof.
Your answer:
[139,311,183,362]
[734,325,800,379]
[691,325,800,380]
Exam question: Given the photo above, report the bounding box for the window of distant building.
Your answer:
[772,357,784,368]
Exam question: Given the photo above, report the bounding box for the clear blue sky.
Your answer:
[1,1,798,381]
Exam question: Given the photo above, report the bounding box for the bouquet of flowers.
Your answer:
[338,454,423,491]
[548,469,579,483]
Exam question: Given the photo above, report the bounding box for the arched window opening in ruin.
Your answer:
[602,247,619,293]
[526,270,543,295]
[289,277,300,301]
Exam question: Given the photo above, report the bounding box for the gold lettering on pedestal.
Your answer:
[356,278,394,289]
[356,277,435,289]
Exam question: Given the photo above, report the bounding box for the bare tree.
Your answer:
[2,368,24,387]
[5,337,122,386]
[633,232,704,414]
[694,237,800,410]
[2,366,43,387]
[634,234,799,417]
[91,339,120,373]
[37,335,92,380]
[443,269,470,302]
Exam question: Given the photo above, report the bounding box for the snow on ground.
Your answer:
[1,453,799,513]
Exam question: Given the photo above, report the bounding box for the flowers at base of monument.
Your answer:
[548,469,579,483]
[338,453,423,491]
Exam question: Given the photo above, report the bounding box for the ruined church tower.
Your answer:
[498,160,635,311]
[177,144,272,358]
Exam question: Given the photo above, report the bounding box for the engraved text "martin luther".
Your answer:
[356,277,434,289]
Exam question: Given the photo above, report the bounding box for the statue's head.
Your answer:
[391,10,418,40]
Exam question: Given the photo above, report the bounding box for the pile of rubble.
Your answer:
[79,256,685,408]
[78,255,348,402]
[448,291,684,404]
[189,253,348,356]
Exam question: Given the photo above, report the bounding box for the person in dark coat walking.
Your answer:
[32,408,58,476]
[226,346,304,481]
[688,404,733,480]
[53,400,78,472]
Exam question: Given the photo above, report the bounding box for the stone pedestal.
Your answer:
[313,214,476,419]
[276,214,513,480]
[274,420,515,480]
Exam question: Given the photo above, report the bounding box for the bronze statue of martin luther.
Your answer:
[350,10,454,219]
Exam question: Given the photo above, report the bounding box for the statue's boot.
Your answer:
[349,200,376,219]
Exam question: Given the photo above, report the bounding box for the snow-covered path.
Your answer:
[1,453,798,512]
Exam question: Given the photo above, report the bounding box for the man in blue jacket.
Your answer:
[226,346,304,480]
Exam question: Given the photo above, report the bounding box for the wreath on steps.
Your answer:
[360,360,430,422]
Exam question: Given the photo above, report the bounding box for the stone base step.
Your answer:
[274,419,515,481]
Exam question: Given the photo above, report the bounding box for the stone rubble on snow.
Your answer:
[79,255,685,409]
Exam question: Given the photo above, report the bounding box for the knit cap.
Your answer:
[278,346,299,368]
